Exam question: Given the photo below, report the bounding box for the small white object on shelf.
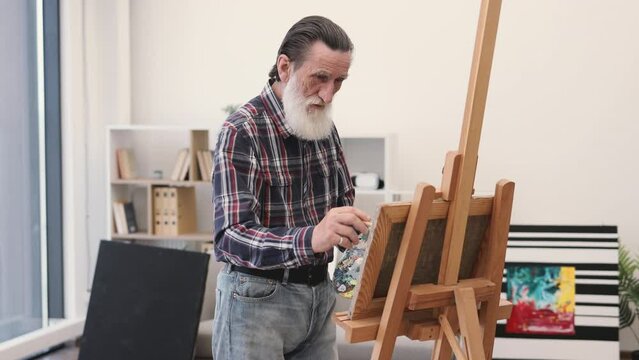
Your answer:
[351,172,383,190]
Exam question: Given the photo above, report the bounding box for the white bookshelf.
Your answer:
[106,125,214,246]
[106,128,405,248]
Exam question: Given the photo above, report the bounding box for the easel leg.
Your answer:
[478,179,515,359]
[432,309,457,360]
[478,295,500,360]
[371,184,436,360]
[455,288,485,360]
[439,314,467,360]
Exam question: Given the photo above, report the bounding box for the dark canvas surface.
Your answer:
[373,216,489,298]
[79,240,209,360]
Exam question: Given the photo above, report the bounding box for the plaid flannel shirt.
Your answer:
[213,82,355,269]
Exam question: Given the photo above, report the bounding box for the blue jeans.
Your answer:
[212,264,337,360]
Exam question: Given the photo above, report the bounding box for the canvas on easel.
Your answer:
[334,1,514,359]
[335,182,514,358]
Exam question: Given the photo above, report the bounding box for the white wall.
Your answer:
[129,1,639,232]
[78,0,639,351]
[60,0,130,318]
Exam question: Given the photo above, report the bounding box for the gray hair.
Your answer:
[268,16,353,81]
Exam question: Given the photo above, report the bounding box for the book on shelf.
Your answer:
[170,148,189,181]
[178,151,191,181]
[206,150,214,181]
[116,148,137,179]
[123,202,138,233]
[196,150,213,181]
[112,201,126,234]
[196,150,207,181]
[112,201,137,235]
[153,186,197,236]
[205,150,213,180]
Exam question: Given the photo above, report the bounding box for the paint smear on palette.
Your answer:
[333,224,372,299]
[506,266,576,335]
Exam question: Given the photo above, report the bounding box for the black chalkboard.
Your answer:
[79,240,209,360]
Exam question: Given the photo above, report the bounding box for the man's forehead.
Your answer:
[300,42,352,74]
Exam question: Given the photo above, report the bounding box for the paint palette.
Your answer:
[332,223,373,298]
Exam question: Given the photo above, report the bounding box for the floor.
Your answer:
[28,346,214,360]
[29,343,78,360]
[30,332,434,360]
[28,343,213,360]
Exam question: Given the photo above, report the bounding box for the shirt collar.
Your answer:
[260,80,294,139]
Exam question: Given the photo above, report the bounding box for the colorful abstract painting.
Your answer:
[495,225,619,360]
[506,266,576,335]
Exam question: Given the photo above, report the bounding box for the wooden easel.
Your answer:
[334,1,513,359]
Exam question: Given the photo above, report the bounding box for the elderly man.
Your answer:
[212,15,370,360]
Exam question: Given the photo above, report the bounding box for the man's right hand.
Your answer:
[311,206,371,253]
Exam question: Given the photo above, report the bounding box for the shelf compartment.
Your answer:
[111,179,210,186]
[111,232,212,242]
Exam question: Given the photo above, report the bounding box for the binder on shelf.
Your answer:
[153,186,197,236]
[153,187,166,235]
[116,148,137,179]
[167,187,197,235]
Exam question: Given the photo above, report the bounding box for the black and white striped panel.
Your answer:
[493,225,619,360]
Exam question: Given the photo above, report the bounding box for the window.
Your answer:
[0,0,62,342]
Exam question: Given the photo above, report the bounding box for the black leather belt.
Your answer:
[230,264,328,286]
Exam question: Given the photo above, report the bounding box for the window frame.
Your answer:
[43,0,64,320]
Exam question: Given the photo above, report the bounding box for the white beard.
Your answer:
[282,74,334,141]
